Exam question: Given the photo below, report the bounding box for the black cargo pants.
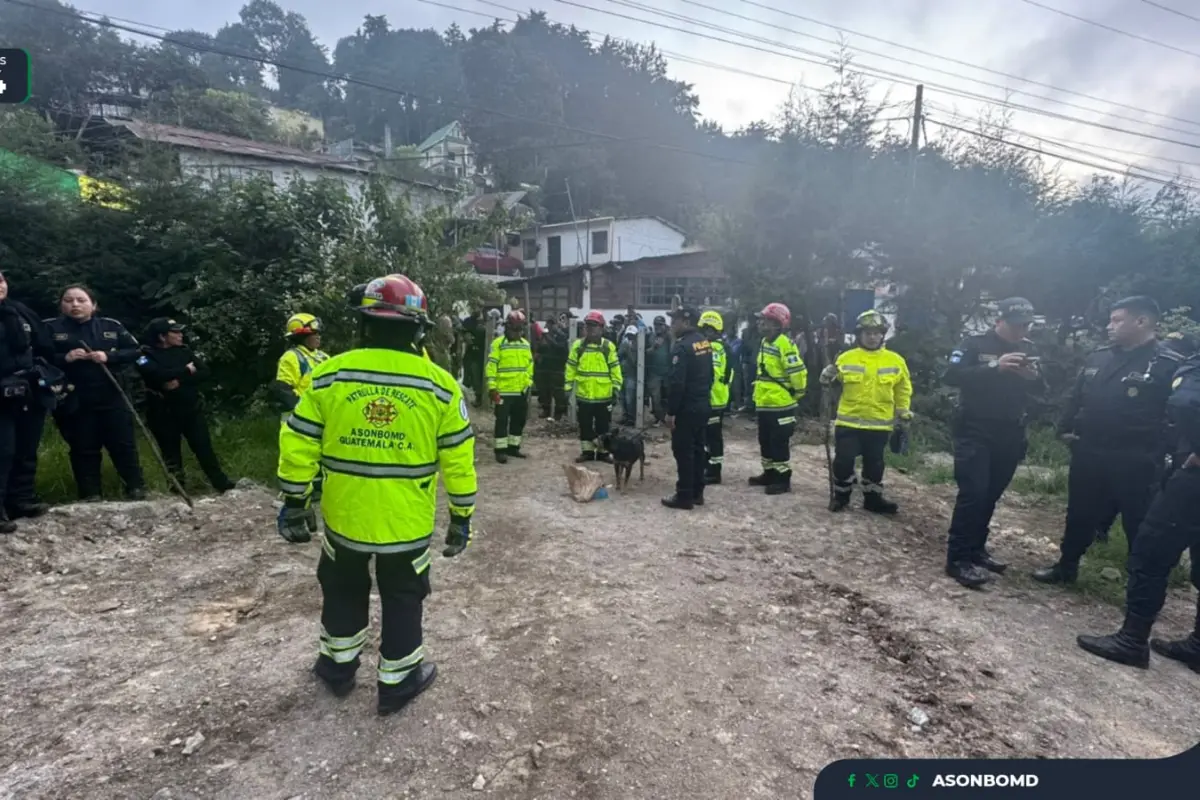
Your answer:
[756,407,796,478]
[672,410,708,502]
[314,534,432,697]
[945,420,1026,566]
[1125,468,1200,620]
[1058,442,1158,562]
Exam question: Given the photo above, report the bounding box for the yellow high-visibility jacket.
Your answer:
[833,346,913,431]
[753,333,807,411]
[486,336,534,396]
[565,338,623,402]
[710,339,732,410]
[277,348,477,553]
[276,345,330,403]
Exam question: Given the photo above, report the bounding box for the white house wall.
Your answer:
[177,150,450,217]
[521,218,687,271]
[610,218,686,261]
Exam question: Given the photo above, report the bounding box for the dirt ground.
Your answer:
[2,416,1199,800]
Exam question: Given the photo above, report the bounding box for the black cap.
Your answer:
[997,297,1035,325]
[146,317,185,338]
[668,305,701,324]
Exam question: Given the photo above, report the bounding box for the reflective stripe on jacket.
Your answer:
[486,336,534,395]
[276,346,330,399]
[565,339,623,401]
[277,348,477,553]
[834,346,913,430]
[753,333,807,411]
[710,339,732,409]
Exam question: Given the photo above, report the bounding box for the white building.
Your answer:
[416,121,479,183]
[107,119,453,215]
[518,215,693,273]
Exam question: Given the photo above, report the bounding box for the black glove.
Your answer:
[276,496,317,543]
[443,514,474,557]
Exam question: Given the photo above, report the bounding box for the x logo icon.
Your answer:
[866,774,880,788]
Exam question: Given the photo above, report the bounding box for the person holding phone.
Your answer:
[1034,296,1182,586]
[941,298,1045,588]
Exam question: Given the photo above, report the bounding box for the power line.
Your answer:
[1018,0,1200,61]
[1139,0,1200,25]
[926,118,1193,190]
[13,0,1196,193]
[2,0,754,168]
[549,0,1200,152]
[732,0,1200,131]
[643,0,1200,137]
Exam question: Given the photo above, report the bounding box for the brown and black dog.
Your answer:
[595,426,646,490]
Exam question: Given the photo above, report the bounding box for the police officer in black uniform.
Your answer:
[1076,348,1200,671]
[1034,297,1181,585]
[47,285,146,501]
[942,298,1044,588]
[0,272,57,526]
[662,306,713,510]
[135,318,235,493]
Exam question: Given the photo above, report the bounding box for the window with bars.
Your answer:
[636,276,729,307]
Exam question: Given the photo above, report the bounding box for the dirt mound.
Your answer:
[2,422,1198,799]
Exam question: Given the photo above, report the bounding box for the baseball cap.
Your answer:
[146,317,185,337]
[997,297,1035,325]
[668,305,701,324]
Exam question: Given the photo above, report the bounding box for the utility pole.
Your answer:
[565,178,585,268]
[910,84,924,151]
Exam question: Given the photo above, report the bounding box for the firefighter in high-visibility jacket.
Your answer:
[566,311,623,462]
[820,310,913,514]
[487,310,534,463]
[272,313,331,417]
[749,302,807,494]
[700,310,733,484]
[276,274,477,717]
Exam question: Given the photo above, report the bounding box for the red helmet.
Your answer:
[353,274,429,321]
[584,311,605,325]
[506,310,526,325]
[759,302,791,327]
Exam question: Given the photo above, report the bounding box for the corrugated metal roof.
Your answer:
[110,119,372,174]
[417,121,465,152]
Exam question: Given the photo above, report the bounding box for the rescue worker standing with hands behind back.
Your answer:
[565,311,622,463]
[942,298,1044,588]
[819,310,913,514]
[662,306,713,510]
[700,310,732,485]
[276,274,477,716]
[487,310,534,463]
[748,302,807,495]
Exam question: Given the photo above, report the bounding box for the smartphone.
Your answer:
[1023,355,1041,363]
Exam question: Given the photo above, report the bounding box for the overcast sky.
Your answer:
[75,0,1200,188]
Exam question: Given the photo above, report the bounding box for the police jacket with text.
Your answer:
[46,315,140,402]
[277,347,477,553]
[1058,339,1182,451]
[136,344,210,410]
[1167,353,1200,459]
[668,330,714,417]
[942,330,1043,424]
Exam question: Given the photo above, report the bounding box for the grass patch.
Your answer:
[1065,521,1193,606]
[35,414,281,504]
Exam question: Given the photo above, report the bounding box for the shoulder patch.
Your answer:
[672,354,680,365]
[459,396,470,421]
[102,331,118,339]
[786,353,800,364]
[1173,376,1183,390]
[948,350,963,364]
[136,355,149,366]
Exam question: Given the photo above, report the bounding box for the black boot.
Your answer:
[126,487,148,501]
[661,494,694,510]
[1150,599,1200,673]
[378,662,438,716]
[765,472,791,495]
[863,492,899,515]
[575,452,596,464]
[946,560,992,588]
[748,473,771,487]
[972,548,1008,574]
[0,511,16,535]
[494,450,508,464]
[829,492,851,512]
[7,501,48,520]
[704,467,722,485]
[1032,560,1078,585]
[506,445,527,459]
[1077,612,1153,669]
[313,659,357,698]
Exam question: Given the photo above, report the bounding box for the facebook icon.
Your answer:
[847,773,856,787]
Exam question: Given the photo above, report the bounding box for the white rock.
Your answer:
[472,774,487,791]
[907,707,930,727]
[1100,567,1123,581]
[181,732,205,755]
